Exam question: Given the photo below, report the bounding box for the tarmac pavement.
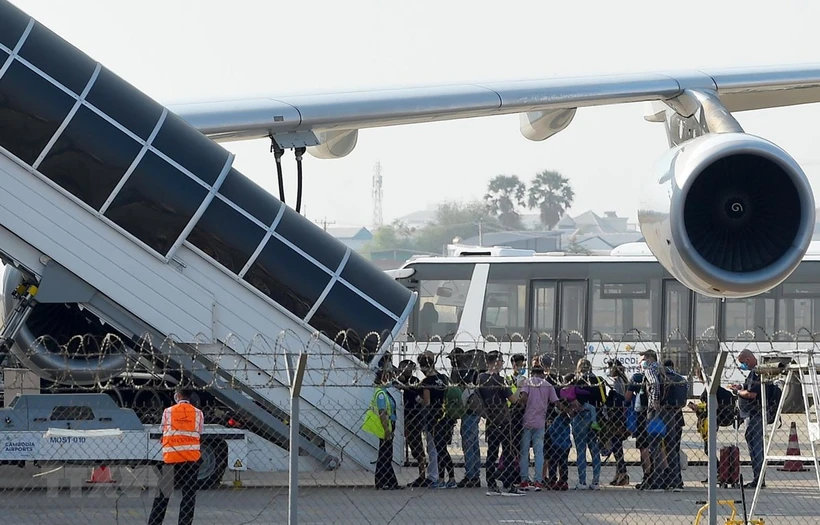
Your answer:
[0,462,818,525]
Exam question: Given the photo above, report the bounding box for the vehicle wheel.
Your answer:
[194,439,228,490]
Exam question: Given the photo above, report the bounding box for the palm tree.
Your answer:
[527,170,575,230]
[484,175,526,230]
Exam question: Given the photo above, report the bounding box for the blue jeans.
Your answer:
[520,426,545,483]
[572,409,601,486]
[461,413,481,480]
[745,413,764,483]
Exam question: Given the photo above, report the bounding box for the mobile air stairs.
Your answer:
[0,0,415,472]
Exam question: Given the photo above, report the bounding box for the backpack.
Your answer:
[764,382,782,426]
[462,387,485,418]
[444,385,466,420]
[716,387,737,427]
[662,369,688,407]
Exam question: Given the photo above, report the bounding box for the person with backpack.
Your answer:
[603,359,630,486]
[506,354,528,485]
[659,359,687,491]
[545,375,575,491]
[518,365,559,491]
[688,366,736,484]
[570,358,605,490]
[418,353,457,489]
[394,359,429,488]
[729,349,766,489]
[447,348,483,488]
[478,351,523,496]
[636,349,665,491]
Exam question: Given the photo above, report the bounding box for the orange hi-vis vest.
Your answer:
[161,401,204,463]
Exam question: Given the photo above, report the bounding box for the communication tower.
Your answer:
[372,162,384,228]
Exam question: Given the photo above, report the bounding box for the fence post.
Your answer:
[286,352,308,525]
[707,350,728,525]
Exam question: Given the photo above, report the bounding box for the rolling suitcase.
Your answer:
[718,445,740,487]
[718,396,742,488]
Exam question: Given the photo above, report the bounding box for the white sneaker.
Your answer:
[574,483,588,490]
[589,483,601,490]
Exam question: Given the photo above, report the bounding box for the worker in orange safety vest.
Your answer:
[147,387,204,525]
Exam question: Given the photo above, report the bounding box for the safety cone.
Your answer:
[778,422,808,472]
[87,464,116,483]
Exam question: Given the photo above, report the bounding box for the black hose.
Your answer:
[295,147,306,214]
[270,138,286,204]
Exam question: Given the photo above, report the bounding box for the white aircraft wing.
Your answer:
[168,64,820,154]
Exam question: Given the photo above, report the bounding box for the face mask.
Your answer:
[640,361,650,370]
[739,362,749,371]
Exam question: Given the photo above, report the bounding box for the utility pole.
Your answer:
[372,162,384,228]
[478,219,483,246]
[314,217,336,231]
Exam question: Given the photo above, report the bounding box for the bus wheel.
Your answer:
[194,440,228,490]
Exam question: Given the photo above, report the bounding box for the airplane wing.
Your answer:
[168,64,820,155]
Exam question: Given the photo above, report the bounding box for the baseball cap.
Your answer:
[639,349,657,359]
[446,347,464,360]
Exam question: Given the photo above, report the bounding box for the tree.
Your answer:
[413,201,500,253]
[361,220,416,254]
[485,175,526,230]
[527,170,575,230]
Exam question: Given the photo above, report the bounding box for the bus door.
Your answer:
[531,280,587,375]
[662,280,694,384]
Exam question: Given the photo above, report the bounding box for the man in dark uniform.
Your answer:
[729,349,765,489]
[396,359,428,487]
[507,354,527,485]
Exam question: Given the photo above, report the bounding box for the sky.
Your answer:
[12,0,820,228]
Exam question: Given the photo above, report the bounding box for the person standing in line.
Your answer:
[479,351,524,496]
[148,387,204,525]
[449,348,482,488]
[536,355,561,486]
[395,359,429,487]
[637,349,665,491]
[659,359,686,492]
[419,353,457,489]
[518,365,558,491]
[373,365,402,490]
[570,358,605,490]
[605,359,630,486]
[506,354,527,485]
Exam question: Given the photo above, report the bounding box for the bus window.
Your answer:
[591,280,658,342]
[481,279,527,341]
[694,293,719,338]
[663,281,693,376]
[664,281,691,342]
[416,279,470,341]
[723,293,774,341]
[531,282,556,335]
[778,283,820,339]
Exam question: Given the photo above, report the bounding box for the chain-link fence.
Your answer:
[0,328,818,525]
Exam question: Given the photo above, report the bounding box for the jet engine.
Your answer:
[638,132,815,298]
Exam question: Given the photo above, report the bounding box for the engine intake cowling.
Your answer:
[638,132,815,298]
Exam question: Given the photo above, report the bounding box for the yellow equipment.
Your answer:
[693,500,765,525]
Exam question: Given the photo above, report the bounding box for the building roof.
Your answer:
[461,230,562,246]
[326,226,373,240]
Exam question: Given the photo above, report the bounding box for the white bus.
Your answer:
[387,242,820,399]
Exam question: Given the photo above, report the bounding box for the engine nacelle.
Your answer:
[638,132,815,298]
